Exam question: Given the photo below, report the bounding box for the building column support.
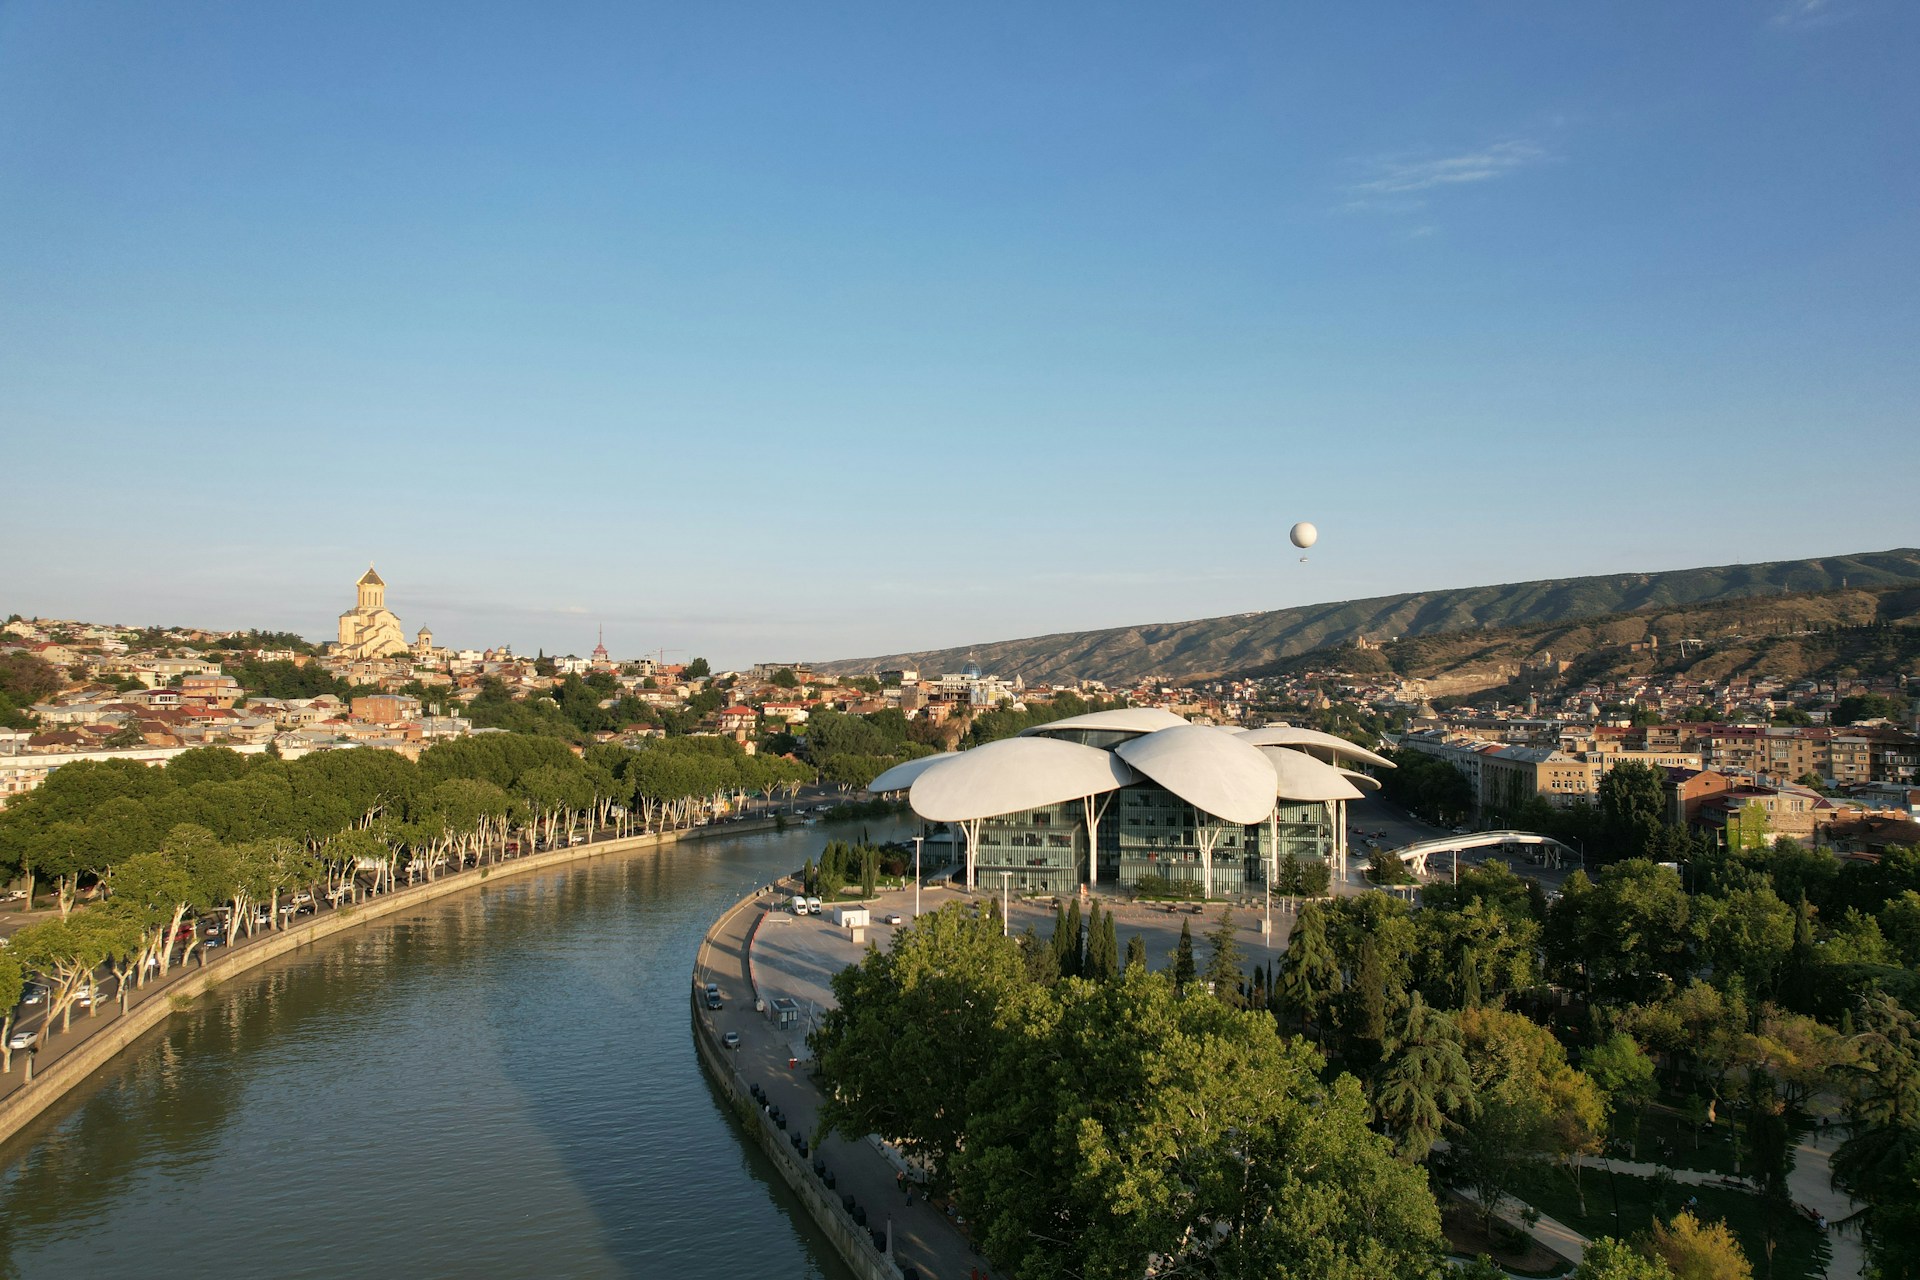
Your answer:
[1081,793,1113,889]
[1194,819,1226,899]
[961,818,982,890]
[1336,799,1348,880]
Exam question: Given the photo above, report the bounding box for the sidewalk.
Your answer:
[697,883,995,1280]
[1452,1185,1590,1265]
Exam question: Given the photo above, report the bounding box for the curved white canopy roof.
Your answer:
[1258,746,1366,803]
[1238,725,1395,770]
[867,752,960,794]
[1020,707,1190,738]
[1113,725,1276,825]
[1338,766,1383,793]
[908,737,1137,822]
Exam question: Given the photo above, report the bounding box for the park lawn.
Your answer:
[1625,1104,1741,1176]
[1510,1164,1828,1280]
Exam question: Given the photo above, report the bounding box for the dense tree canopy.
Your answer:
[812,903,1445,1280]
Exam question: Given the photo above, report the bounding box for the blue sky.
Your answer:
[2,1,1915,666]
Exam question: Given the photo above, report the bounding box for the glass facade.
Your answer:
[972,798,1088,896]
[972,784,1335,897]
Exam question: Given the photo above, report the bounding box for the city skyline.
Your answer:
[4,3,1917,662]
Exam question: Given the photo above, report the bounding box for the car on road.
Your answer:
[7,1028,35,1051]
[722,1031,741,1050]
[74,986,97,1007]
[884,912,904,926]
[20,985,45,1006]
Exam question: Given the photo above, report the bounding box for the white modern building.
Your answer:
[869,711,1393,897]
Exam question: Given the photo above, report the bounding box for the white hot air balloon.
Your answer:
[1289,521,1318,562]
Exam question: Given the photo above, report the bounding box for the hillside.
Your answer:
[1247,584,1920,696]
[816,549,1920,686]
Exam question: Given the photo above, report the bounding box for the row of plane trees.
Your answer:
[0,734,817,1064]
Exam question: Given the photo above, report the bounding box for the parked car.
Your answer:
[706,992,723,1010]
[73,986,96,1007]
[7,1028,35,1051]
[885,912,905,926]
[722,1031,741,1050]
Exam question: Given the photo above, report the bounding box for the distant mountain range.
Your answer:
[816,549,1920,686]
[1257,582,1920,701]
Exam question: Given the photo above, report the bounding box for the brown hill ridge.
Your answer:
[1251,584,1920,696]
[817,549,1920,686]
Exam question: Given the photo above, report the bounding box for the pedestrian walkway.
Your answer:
[1586,1139,1865,1280]
[696,881,993,1280]
[1452,1185,1590,1264]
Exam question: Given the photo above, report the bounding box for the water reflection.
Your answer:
[0,823,894,1280]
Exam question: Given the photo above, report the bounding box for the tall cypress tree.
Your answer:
[1125,932,1147,973]
[1062,898,1084,978]
[1099,910,1119,983]
[1350,936,1388,1067]
[1084,900,1107,979]
[1174,919,1196,992]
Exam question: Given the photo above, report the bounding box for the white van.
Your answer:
[791,894,810,915]
[806,896,823,916]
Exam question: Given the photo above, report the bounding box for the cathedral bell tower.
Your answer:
[357,566,386,611]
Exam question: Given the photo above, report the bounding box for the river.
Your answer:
[0,819,906,1280]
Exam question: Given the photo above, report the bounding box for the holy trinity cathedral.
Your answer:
[335,566,414,661]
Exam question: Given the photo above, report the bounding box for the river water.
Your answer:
[0,820,905,1280]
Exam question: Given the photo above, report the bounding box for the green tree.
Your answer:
[1202,908,1243,1004]
[955,969,1444,1280]
[1880,890,1920,967]
[1586,1031,1658,1159]
[810,903,1032,1188]
[0,947,23,1072]
[1124,931,1146,973]
[1276,902,1342,1038]
[1573,1238,1676,1280]
[1834,994,1920,1275]
[1173,918,1196,992]
[1087,902,1118,983]
[1647,1210,1753,1280]
[1693,885,1794,999]
[1598,761,1669,862]
[1061,898,1083,979]
[1348,936,1390,1066]
[1455,1006,1609,1221]
[1832,692,1908,726]
[0,652,63,706]
[685,657,710,679]
[1370,992,1474,1162]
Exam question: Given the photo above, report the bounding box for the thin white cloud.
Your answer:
[1347,140,1548,197]
[1770,0,1845,28]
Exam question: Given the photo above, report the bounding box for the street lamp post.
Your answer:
[912,836,923,920]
